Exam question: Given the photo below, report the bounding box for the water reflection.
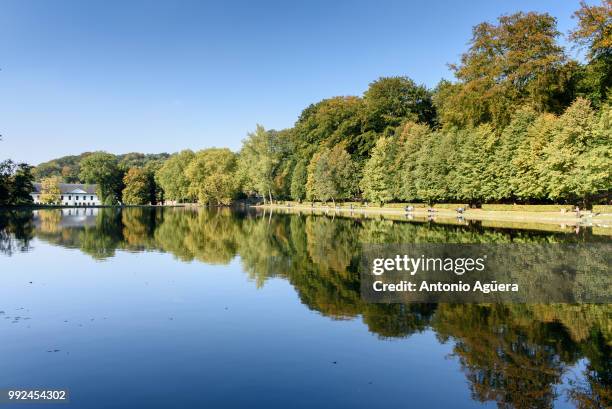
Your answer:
[0,207,610,408]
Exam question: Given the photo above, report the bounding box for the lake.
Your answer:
[0,207,610,408]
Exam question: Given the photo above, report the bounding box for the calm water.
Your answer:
[0,207,610,409]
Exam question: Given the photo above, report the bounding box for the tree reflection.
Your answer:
[0,209,34,255]
[0,207,609,407]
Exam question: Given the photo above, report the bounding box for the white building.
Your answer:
[31,183,101,206]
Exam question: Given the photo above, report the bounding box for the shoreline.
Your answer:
[2,203,611,234]
[254,203,612,232]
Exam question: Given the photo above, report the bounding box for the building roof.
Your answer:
[32,183,98,195]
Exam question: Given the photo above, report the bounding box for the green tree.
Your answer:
[290,159,307,201]
[541,98,598,205]
[454,125,498,204]
[492,107,538,201]
[0,160,15,205]
[186,148,238,206]
[306,145,357,204]
[363,76,436,131]
[569,0,612,107]
[414,130,461,204]
[155,150,195,203]
[8,163,35,205]
[361,137,396,204]
[40,176,61,204]
[237,125,289,203]
[573,103,612,206]
[435,12,568,129]
[512,112,557,201]
[79,152,123,205]
[570,0,612,60]
[142,160,164,205]
[122,168,151,205]
[292,96,370,160]
[395,121,431,202]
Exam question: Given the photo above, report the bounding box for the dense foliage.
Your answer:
[79,152,125,205]
[155,150,195,203]
[360,100,611,206]
[39,176,61,204]
[122,168,153,205]
[185,148,238,205]
[33,152,170,182]
[0,160,34,206]
[232,2,611,207]
[4,1,609,208]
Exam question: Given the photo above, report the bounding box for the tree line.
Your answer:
[7,1,612,207]
[0,160,35,206]
[162,2,612,208]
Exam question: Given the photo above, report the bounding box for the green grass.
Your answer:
[593,205,612,213]
[481,204,574,212]
[269,201,611,214]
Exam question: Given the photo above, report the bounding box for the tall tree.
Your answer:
[186,148,239,206]
[569,0,612,107]
[396,121,432,202]
[454,125,498,204]
[435,12,567,129]
[413,131,457,204]
[40,176,61,204]
[492,107,538,201]
[9,163,35,205]
[361,137,396,204]
[155,150,195,203]
[122,168,151,205]
[570,1,612,62]
[237,125,289,203]
[572,102,612,206]
[306,145,357,204]
[290,159,307,201]
[142,160,163,205]
[510,112,557,202]
[363,76,436,131]
[541,98,597,205]
[79,152,123,205]
[0,160,14,205]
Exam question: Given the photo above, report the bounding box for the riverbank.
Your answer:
[0,203,195,210]
[254,203,612,234]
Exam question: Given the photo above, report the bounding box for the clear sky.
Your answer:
[0,0,594,164]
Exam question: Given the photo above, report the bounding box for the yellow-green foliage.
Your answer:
[122,168,152,205]
[39,176,62,204]
[186,148,239,206]
[155,150,195,203]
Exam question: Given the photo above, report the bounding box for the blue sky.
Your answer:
[0,0,593,164]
